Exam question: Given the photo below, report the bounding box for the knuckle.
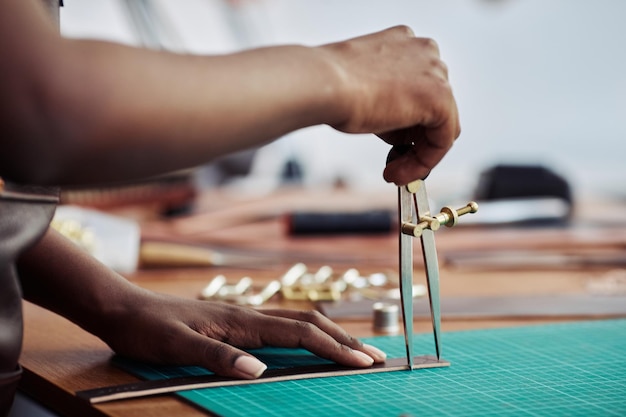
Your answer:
[419,37,440,54]
[425,75,453,103]
[204,341,235,364]
[150,327,184,362]
[345,334,363,349]
[327,342,354,363]
[339,343,353,355]
[297,309,325,324]
[437,59,449,76]
[436,77,453,96]
[394,24,415,37]
[292,320,317,338]
[209,341,231,359]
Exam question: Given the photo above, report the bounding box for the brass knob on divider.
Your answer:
[401,201,478,237]
[435,201,479,227]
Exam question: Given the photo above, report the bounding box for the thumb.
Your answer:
[172,329,267,379]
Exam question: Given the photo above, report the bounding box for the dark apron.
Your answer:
[0,181,58,416]
[1,1,62,415]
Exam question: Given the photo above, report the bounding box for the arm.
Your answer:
[17,228,386,378]
[0,1,458,186]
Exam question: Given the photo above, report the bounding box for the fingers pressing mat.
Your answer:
[109,319,626,417]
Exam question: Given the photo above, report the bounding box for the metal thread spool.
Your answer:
[372,302,399,334]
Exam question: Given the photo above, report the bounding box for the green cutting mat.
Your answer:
[116,319,626,416]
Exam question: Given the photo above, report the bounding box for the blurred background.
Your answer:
[60,0,626,204]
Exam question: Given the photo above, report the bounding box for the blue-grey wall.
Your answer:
[61,0,626,201]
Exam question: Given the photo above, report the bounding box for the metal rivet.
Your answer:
[373,302,399,334]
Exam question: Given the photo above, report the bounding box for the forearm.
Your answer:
[1,1,344,185]
[2,1,461,187]
[16,227,148,335]
[39,42,343,184]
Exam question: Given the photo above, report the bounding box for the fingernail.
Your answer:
[362,344,387,362]
[352,349,375,366]
[234,356,267,378]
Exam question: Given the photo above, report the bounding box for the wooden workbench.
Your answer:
[18,188,626,417]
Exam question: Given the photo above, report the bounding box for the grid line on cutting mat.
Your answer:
[115,319,626,417]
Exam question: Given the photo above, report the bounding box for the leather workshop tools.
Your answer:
[198,263,415,306]
[398,179,478,368]
[52,205,272,273]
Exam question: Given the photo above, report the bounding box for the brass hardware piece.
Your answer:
[200,276,253,302]
[401,201,478,237]
[281,281,344,302]
[217,277,253,300]
[236,280,282,306]
[281,263,308,286]
[281,266,342,301]
[436,202,479,227]
[200,263,409,305]
[199,275,226,300]
[406,180,421,194]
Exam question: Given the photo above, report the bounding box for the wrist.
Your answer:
[310,44,353,129]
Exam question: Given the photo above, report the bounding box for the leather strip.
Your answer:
[77,355,449,404]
